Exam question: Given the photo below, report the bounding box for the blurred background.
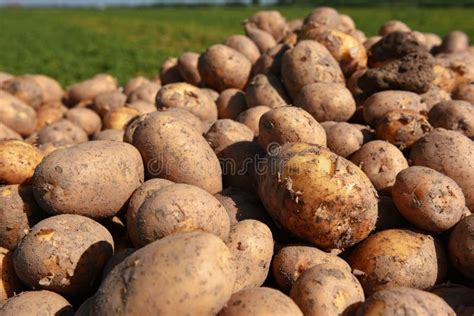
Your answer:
[0,0,473,85]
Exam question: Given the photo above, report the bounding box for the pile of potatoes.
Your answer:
[1,6,474,316]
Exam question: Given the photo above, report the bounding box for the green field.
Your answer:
[0,6,473,86]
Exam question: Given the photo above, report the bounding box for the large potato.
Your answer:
[32,140,144,218]
[0,140,42,185]
[257,143,378,249]
[428,100,474,138]
[245,73,289,109]
[78,232,236,316]
[36,119,88,146]
[0,247,23,303]
[13,214,114,297]
[448,215,474,280]
[0,91,37,136]
[0,290,73,316]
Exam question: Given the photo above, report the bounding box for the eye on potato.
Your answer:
[0,140,43,185]
[236,105,271,137]
[448,215,474,280]
[0,91,37,137]
[0,290,73,316]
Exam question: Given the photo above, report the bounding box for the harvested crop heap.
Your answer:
[0,6,474,316]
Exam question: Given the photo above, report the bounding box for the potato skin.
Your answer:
[448,215,474,279]
[0,91,37,136]
[290,264,364,316]
[66,74,117,106]
[36,119,88,146]
[272,245,351,293]
[36,102,68,130]
[392,166,465,232]
[323,122,364,157]
[93,90,126,117]
[123,76,150,96]
[13,214,114,297]
[1,76,44,109]
[32,140,144,218]
[356,287,455,316]
[65,107,102,136]
[78,232,236,316]
[177,52,202,86]
[0,140,43,185]
[216,89,247,120]
[245,73,289,109]
[348,229,447,295]
[236,105,271,137]
[428,100,474,138]
[410,128,474,212]
[225,35,261,64]
[219,287,303,316]
[28,74,63,104]
[257,143,378,249]
[0,247,23,303]
[0,290,73,316]
[246,10,288,42]
[132,112,222,194]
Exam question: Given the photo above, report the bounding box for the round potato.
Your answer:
[216,89,247,120]
[225,35,261,64]
[92,129,124,141]
[0,290,73,316]
[420,85,451,111]
[65,107,102,136]
[244,24,277,54]
[378,20,411,35]
[0,247,23,303]
[205,119,254,154]
[1,76,44,109]
[28,74,63,104]
[177,52,201,86]
[453,83,474,103]
[103,107,139,130]
[13,214,114,297]
[36,102,68,130]
[32,140,144,218]
[323,122,364,157]
[246,10,288,42]
[0,91,37,137]
[36,119,88,146]
[257,143,378,249]
[448,215,474,280]
[127,100,156,114]
[92,90,127,117]
[123,76,150,96]
[159,57,183,84]
[0,122,22,141]
[236,105,271,137]
[0,140,42,185]
[440,31,469,54]
[66,74,117,106]
[127,81,160,104]
[304,7,341,28]
[428,100,474,138]
[245,73,289,109]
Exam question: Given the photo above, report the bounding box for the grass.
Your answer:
[0,6,473,86]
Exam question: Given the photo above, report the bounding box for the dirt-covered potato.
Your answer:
[0,247,23,303]
[304,7,341,28]
[28,74,63,104]
[205,119,254,154]
[246,10,288,42]
[420,85,451,111]
[103,107,139,130]
[244,24,277,54]
[0,140,42,185]
[0,91,37,137]
[375,195,408,232]
[439,31,469,54]
[0,122,22,141]
[36,119,88,146]
[245,73,289,109]
[258,106,327,150]
[198,44,252,92]
[348,229,447,295]
[257,143,378,249]
[156,82,218,123]
[272,245,351,293]
[323,122,364,157]
[131,112,222,194]
[0,290,73,316]
[32,140,144,218]
[392,166,465,232]
[177,52,201,86]
[65,74,117,106]
[290,264,364,316]
[159,57,183,84]
[378,20,411,35]
[351,140,408,192]
[92,90,127,117]
[126,100,156,114]
[78,232,236,315]
[225,35,261,64]
[216,89,247,120]
[281,40,344,99]
[363,90,426,126]
[236,105,271,137]
[294,82,356,122]
[127,81,160,104]
[448,215,474,279]
[35,102,68,130]
[453,82,474,103]
[1,76,44,109]
[428,100,474,138]
[219,287,302,316]
[92,129,124,141]
[432,284,474,316]
[226,220,273,292]
[64,107,102,136]
[123,76,150,96]
[128,183,230,248]
[410,129,474,212]
[13,214,113,297]
[252,43,290,77]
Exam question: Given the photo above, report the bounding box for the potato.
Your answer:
[252,43,290,77]
[216,89,247,120]
[1,76,43,109]
[378,20,411,35]
[433,52,474,93]
[410,128,474,212]
[236,105,271,137]
[36,119,88,146]
[0,290,73,316]
[428,100,474,138]
[64,107,102,136]
[103,107,139,130]
[245,73,289,109]
[244,25,277,54]
[376,110,433,149]
[123,76,150,96]
[432,284,474,316]
[92,90,126,117]
[32,140,144,218]
[131,112,222,194]
[129,183,230,248]
[420,85,451,111]
[448,215,474,279]
[65,74,117,106]
[258,106,327,150]
[350,140,408,192]
[290,264,364,316]
[157,107,205,133]
[453,82,474,103]
[288,19,303,32]
[348,229,447,295]
[0,122,21,141]
[177,52,201,86]
[222,287,303,316]
[440,31,469,54]
[156,82,218,123]
[92,129,124,141]
[159,57,183,84]
[374,195,407,232]
[246,10,288,42]
[28,74,63,104]
[201,87,219,102]
[198,44,252,92]
[35,102,68,130]
[392,166,465,232]
[127,81,160,105]
[257,143,378,249]
[0,140,42,185]
[323,122,364,157]
[78,232,236,315]
[281,40,344,99]
[13,214,113,297]
[225,35,260,64]
[304,7,341,28]
[126,100,156,114]
[226,220,273,292]
[205,119,254,154]
[272,245,351,293]
[363,90,426,126]
[0,247,23,303]
[0,91,37,136]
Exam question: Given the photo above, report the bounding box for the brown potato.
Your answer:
[0,122,22,141]
[428,100,474,138]
[440,31,469,54]
[244,25,277,54]
[252,43,290,77]
[13,214,114,297]
[225,35,260,64]
[378,20,411,35]
[35,102,68,130]
[159,57,183,84]
[127,81,160,105]
[304,7,341,28]
[420,85,451,111]
[32,140,144,218]
[453,82,474,103]
[28,74,63,104]
[0,290,73,316]
[92,90,127,117]
[177,52,202,86]
[157,107,205,133]
[101,248,135,280]
[1,76,44,109]
[236,105,271,137]
[323,122,364,157]
[64,107,102,136]
[364,35,382,50]
[245,73,289,109]
[0,247,23,303]
[103,107,139,130]
[205,119,254,154]
[123,76,150,96]
[348,229,447,295]
[66,74,117,106]
[36,119,88,146]
[246,10,288,42]
[0,140,42,185]
[201,87,219,102]
[350,140,408,192]
[433,52,474,93]
[92,129,123,141]
[126,100,156,114]
[216,89,247,120]
[448,215,474,279]
[424,32,442,51]
[432,284,474,316]
[0,91,37,136]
